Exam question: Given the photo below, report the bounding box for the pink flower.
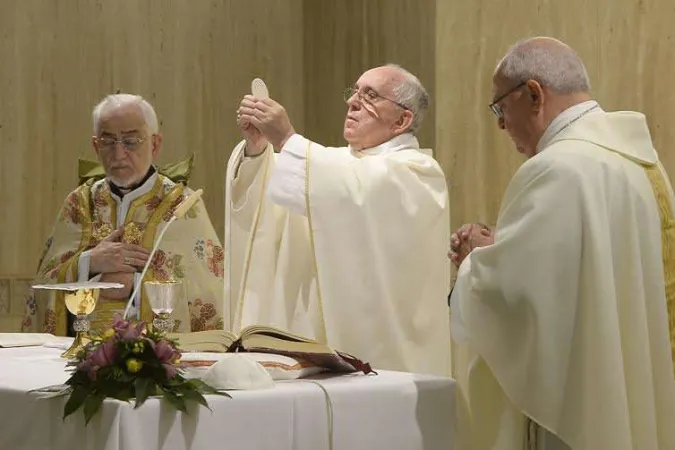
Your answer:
[111,315,130,331]
[153,340,179,364]
[77,359,100,381]
[89,339,117,368]
[117,321,147,340]
[163,363,177,379]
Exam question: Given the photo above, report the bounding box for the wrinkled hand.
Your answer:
[236,95,269,157]
[237,96,295,150]
[448,223,494,267]
[99,272,134,300]
[89,227,150,276]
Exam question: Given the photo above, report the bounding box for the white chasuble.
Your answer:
[225,133,452,375]
[451,109,675,450]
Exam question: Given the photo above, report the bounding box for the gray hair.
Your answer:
[386,64,429,134]
[495,37,591,94]
[92,93,159,135]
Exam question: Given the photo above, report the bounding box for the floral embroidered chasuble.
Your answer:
[23,174,224,335]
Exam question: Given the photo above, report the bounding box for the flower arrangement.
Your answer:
[34,316,228,424]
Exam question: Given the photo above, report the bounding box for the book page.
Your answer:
[169,329,237,353]
[241,325,327,345]
[241,332,333,354]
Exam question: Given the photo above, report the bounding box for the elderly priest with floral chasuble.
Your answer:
[449,37,675,450]
[22,94,224,335]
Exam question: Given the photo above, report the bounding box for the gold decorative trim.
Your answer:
[124,176,163,226]
[643,163,675,374]
[105,185,117,228]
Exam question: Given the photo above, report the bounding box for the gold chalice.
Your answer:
[144,280,182,334]
[32,282,124,358]
[62,288,99,358]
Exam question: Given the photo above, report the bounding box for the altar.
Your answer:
[0,346,456,450]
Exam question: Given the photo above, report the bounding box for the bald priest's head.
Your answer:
[489,37,593,158]
[343,64,429,151]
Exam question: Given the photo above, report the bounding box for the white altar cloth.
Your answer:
[0,346,455,450]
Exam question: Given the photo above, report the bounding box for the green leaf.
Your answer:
[179,387,209,409]
[186,378,210,390]
[161,388,187,413]
[117,370,134,383]
[63,385,89,420]
[134,378,153,409]
[69,371,89,385]
[165,376,184,388]
[83,392,105,425]
[187,379,232,398]
[111,367,124,379]
[109,385,134,402]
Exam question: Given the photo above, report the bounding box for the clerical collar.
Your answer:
[108,166,156,199]
[537,100,603,153]
[357,133,420,156]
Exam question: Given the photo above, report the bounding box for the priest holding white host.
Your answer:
[449,37,675,450]
[225,64,452,375]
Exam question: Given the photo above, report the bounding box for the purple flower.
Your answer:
[111,315,130,331]
[89,339,117,368]
[163,363,177,379]
[117,321,147,340]
[76,359,99,381]
[153,340,179,364]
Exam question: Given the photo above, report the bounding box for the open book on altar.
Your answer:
[168,325,375,375]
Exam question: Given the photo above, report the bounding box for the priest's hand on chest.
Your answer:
[449,223,494,267]
[89,227,150,276]
[237,95,295,151]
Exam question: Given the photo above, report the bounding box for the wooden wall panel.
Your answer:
[435,0,600,230]
[302,0,435,149]
[596,0,675,176]
[303,0,365,146]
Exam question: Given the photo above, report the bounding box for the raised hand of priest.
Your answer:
[237,96,268,157]
[89,227,150,276]
[238,95,295,150]
[98,272,134,299]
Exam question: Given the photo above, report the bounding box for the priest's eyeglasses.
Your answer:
[344,86,410,111]
[489,81,526,119]
[96,136,146,151]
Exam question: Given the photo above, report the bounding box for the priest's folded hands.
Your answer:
[448,222,494,266]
